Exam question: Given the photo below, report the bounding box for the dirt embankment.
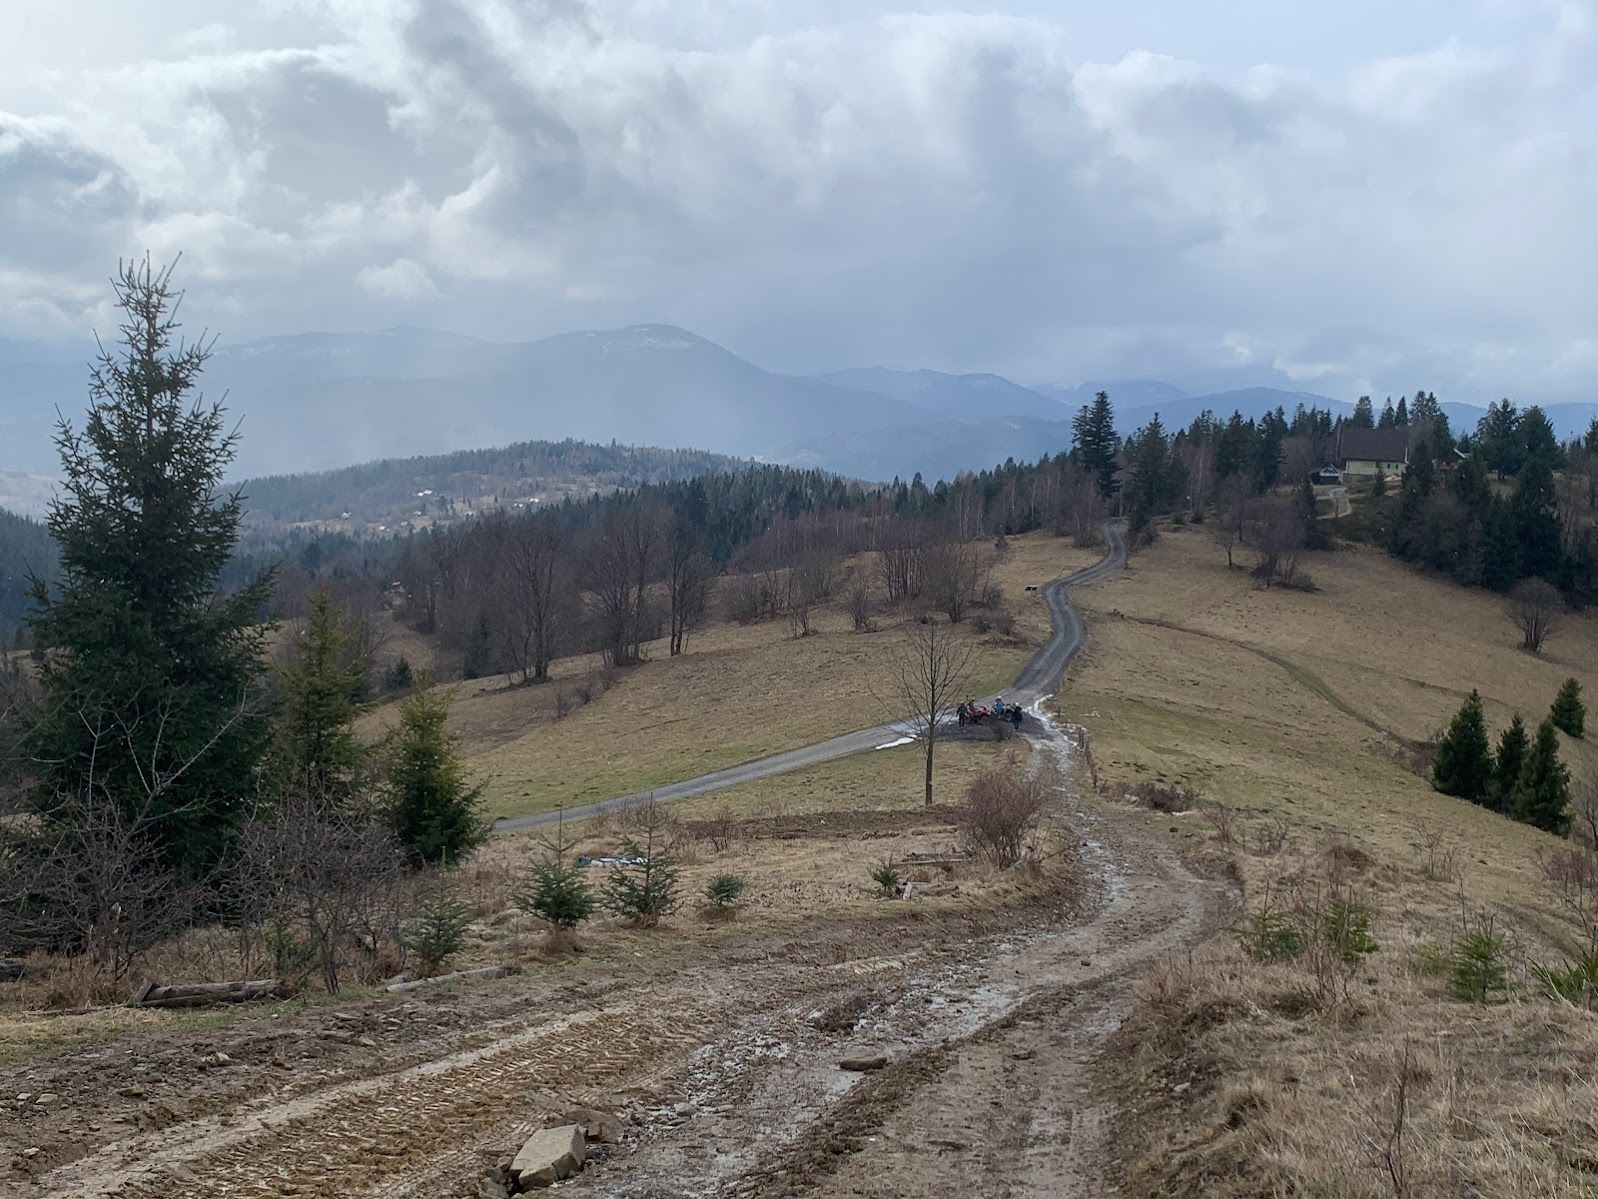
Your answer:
[5,769,1230,1199]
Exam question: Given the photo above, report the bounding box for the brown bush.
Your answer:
[1127,781,1200,813]
[960,765,1048,867]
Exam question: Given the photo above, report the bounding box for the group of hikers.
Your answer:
[956,697,1025,729]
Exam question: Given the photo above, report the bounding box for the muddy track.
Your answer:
[553,756,1233,1199]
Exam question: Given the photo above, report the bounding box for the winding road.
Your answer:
[497,524,1127,833]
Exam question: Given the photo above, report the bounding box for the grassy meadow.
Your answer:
[1062,521,1598,1198]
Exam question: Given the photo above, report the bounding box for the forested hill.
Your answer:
[236,439,746,535]
[0,507,55,643]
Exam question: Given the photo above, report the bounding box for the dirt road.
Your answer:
[496,525,1127,835]
[11,527,1230,1199]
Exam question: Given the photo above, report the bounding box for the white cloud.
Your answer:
[356,256,440,300]
[0,0,1594,403]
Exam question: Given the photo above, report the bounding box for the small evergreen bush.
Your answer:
[1450,922,1510,1003]
[705,873,747,910]
[1551,677,1586,739]
[516,828,598,932]
[870,858,902,898]
[401,887,472,976]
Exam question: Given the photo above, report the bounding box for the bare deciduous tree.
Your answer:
[880,617,975,808]
[664,514,713,657]
[846,579,874,632]
[879,521,930,603]
[583,501,657,667]
[924,539,982,623]
[1246,496,1307,587]
[1509,578,1562,655]
[499,515,571,682]
[1211,476,1249,569]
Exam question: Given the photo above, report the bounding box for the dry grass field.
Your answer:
[0,531,1095,1067]
[1059,522,1598,1197]
[358,536,1099,819]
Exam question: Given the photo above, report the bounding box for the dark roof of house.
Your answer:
[1337,427,1411,463]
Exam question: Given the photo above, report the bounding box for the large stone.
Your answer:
[564,1106,626,1145]
[838,1054,889,1072]
[511,1124,587,1189]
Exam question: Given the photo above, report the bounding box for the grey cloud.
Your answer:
[0,2,1596,405]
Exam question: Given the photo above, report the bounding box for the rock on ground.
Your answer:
[510,1123,587,1189]
[838,1054,889,1072]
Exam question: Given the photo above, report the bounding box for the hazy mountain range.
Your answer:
[3,324,1595,508]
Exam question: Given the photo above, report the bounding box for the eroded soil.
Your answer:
[3,741,1230,1199]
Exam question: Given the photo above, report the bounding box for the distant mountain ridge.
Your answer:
[3,322,1593,485]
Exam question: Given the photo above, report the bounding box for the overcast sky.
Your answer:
[2,0,1595,398]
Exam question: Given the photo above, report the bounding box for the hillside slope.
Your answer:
[238,438,746,533]
[1057,524,1598,1196]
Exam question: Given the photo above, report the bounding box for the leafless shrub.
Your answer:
[1574,777,1598,851]
[788,595,813,638]
[794,551,839,603]
[1246,496,1308,588]
[1127,781,1199,814]
[551,667,615,722]
[233,802,411,993]
[1539,844,1598,951]
[878,523,929,603]
[1200,800,1238,845]
[1361,1041,1418,1198]
[705,806,737,854]
[724,574,767,625]
[846,581,874,632]
[975,606,1018,638]
[1251,817,1291,857]
[1210,476,1249,569]
[1415,825,1461,883]
[925,540,981,622]
[0,795,198,997]
[959,763,1047,868]
[1509,578,1562,655]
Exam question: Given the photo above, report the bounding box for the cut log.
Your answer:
[132,978,292,1008]
[385,966,508,993]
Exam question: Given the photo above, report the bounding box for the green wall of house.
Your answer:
[1344,459,1406,476]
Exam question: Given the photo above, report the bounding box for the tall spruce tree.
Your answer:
[1431,690,1493,803]
[1510,718,1572,835]
[1072,391,1119,499]
[26,258,274,875]
[1477,399,1523,480]
[1491,714,1529,812]
[1551,677,1586,739]
[1350,396,1376,429]
[269,589,368,808]
[1125,415,1185,532]
[1513,459,1563,580]
[386,677,485,866]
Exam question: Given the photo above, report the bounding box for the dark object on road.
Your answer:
[839,1053,889,1072]
[957,698,1027,732]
